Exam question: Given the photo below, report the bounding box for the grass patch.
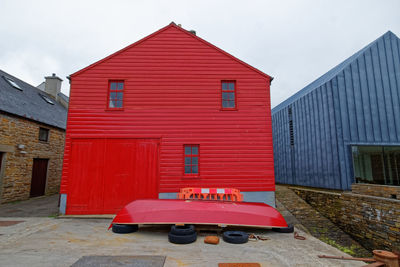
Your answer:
[320,236,358,256]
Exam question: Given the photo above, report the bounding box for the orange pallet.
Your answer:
[177,188,243,202]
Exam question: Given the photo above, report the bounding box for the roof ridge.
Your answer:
[272,30,397,113]
[70,23,272,80]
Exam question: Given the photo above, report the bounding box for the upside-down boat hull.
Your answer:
[109,199,288,229]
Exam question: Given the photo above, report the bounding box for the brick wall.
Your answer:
[352,184,400,200]
[291,187,400,252]
[0,112,65,203]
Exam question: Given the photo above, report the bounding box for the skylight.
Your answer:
[39,93,55,105]
[3,76,22,90]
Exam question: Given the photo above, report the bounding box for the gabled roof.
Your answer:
[71,22,272,80]
[272,31,399,114]
[0,69,68,129]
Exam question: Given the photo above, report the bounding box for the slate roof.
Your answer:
[57,92,69,103]
[0,69,67,129]
[272,31,398,113]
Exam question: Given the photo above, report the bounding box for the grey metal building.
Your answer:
[272,31,400,190]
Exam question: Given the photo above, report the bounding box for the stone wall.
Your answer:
[352,183,400,199]
[291,187,400,252]
[0,112,65,203]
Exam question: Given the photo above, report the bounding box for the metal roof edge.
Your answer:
[272,30,398,114]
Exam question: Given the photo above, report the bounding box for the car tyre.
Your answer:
[222,231,248,244]
[112,224,139,234]
[168,232,197,244]
[273,224,294,233]
[170,225,195,236]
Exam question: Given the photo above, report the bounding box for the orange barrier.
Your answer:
[177,188,243,202]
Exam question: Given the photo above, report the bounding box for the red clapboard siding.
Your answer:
[60,23,275,197]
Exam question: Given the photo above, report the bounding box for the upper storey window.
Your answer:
[221,81,236,109]
[108,81,124,108]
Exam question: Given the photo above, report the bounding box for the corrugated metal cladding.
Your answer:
[272,31,400,190]
[61,23,274,212]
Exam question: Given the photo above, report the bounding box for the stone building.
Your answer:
[0,70,68,203]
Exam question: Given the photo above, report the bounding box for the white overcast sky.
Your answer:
[1,0,399,107]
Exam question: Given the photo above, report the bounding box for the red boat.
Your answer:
[109,199,288,229]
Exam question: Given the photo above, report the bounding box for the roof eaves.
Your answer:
[170,24,272,80]
[70,23,176,78]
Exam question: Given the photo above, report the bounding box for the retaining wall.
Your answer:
[291,187,400,251]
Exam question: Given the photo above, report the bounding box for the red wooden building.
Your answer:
[59,23,275,215]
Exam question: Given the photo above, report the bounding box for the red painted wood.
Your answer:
[66,139,159,214]
[110,199,288,228]
[61,23,275,214]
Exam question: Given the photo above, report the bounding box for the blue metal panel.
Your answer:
[272,31,400,190]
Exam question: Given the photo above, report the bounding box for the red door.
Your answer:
[30,159,48,197]
[67,138,159,214]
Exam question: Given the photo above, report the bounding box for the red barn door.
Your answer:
[67,138,159,214]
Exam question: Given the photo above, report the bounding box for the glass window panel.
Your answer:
[228,92,235,100]
[184,157,191,164]
[192,157,198,165]
[109,100,115,108]
[222,92,228,100]
[117,92,123,100]
[116,101,123,108]
[185,146,192,155]
[191,146,198,155]
[228,82,235,90]
[222,100,229,108]
[222,82,228,90]
[184,165,191,174]
[192,165,198,174]
[117,82,124,90]
[110,92,116,99]
[39,128,49,142]
[110,82,117,90]
[228,101,235,108]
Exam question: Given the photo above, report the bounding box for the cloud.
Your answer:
[0,0,399,106]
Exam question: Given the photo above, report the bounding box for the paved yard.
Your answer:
[0,194,59,217]
[0,216,365,267]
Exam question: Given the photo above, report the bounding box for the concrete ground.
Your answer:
[0,194,59,217]
[0,220,366,267]
[0,195,366,266]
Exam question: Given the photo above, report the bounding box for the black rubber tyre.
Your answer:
[112,224,139,234]
[273,224,294,233]
[170,225,195,236]
[168,231,197,244]
[222,231,248,244]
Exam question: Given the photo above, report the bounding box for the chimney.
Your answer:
[44,73,62,100]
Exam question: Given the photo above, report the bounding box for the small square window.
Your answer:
[39,128,49,142]
[108,80,124,109]
[221,81,236,109]
[184,145,199,175]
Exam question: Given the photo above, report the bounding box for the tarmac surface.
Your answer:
[0,195,365,266]
[0,194,59,217]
